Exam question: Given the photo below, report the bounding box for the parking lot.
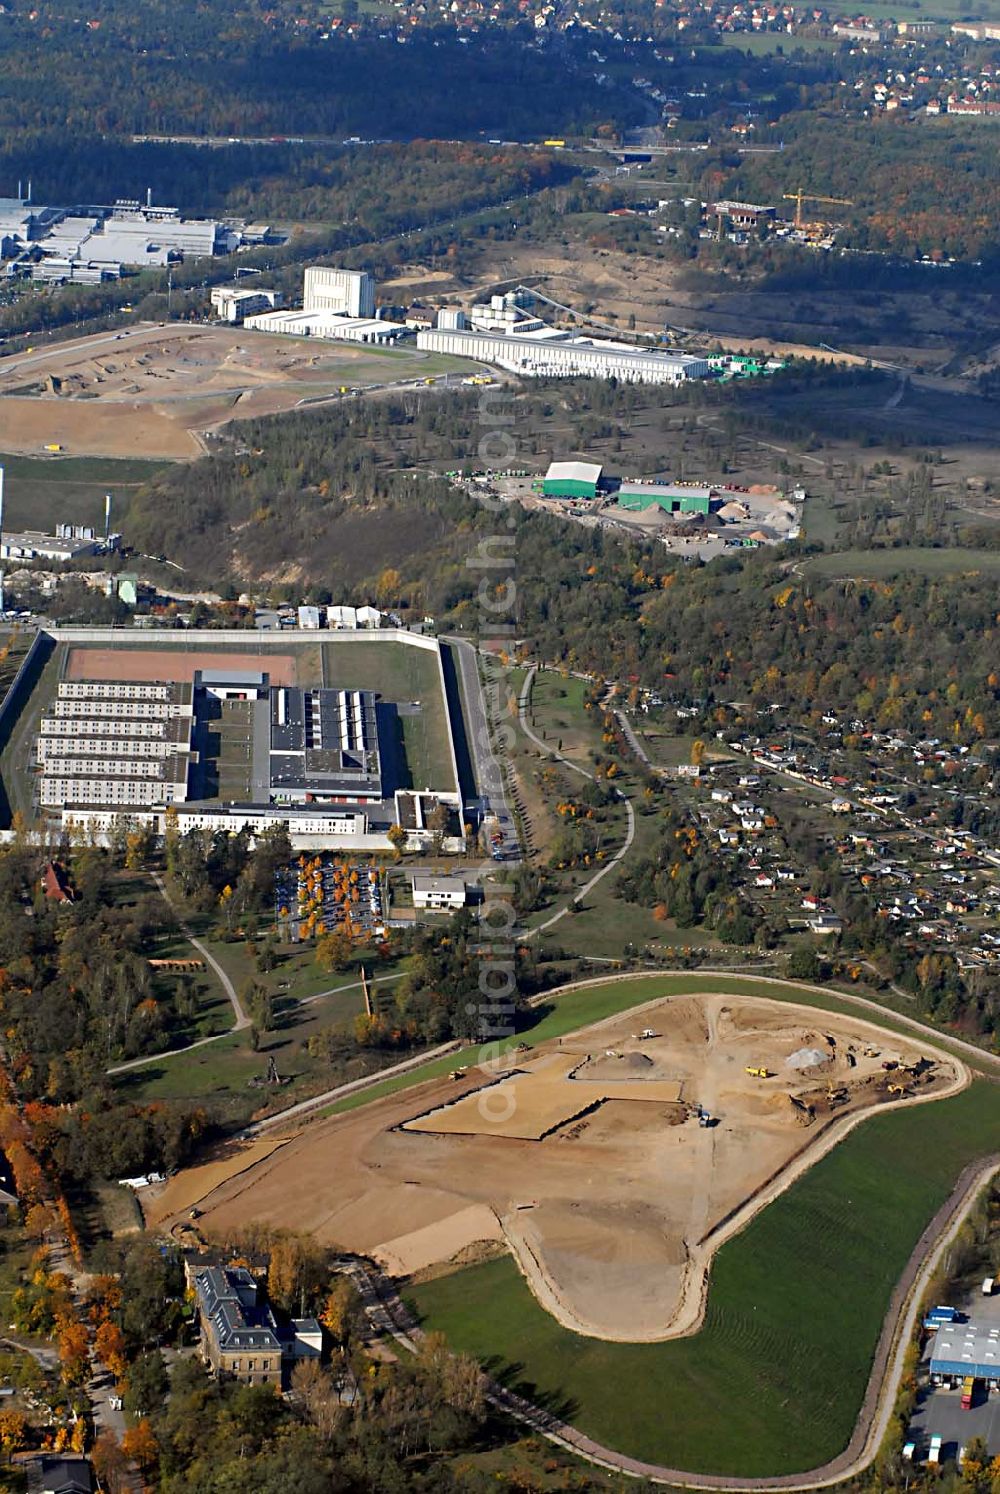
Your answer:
[909,1287,1000,1462]
[274,854,384,943]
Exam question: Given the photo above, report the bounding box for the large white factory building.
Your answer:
[303,266,376,319]
[242,265,406,344]
[416,326,710,385]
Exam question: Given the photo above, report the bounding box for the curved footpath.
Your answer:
[517,665,636,936]
[152,871,248,1030]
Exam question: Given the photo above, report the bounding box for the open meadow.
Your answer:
[409,1077,1000,1476]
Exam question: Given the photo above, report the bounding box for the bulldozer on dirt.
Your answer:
[745,1066,771,1079]
[887,1083,909,1098]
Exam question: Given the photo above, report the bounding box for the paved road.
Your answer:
[0,321,192,379]
[446,635,518,854]
[44,1233,141,1490]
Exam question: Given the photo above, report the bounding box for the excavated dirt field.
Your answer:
[148,992,966,1341]
[0,325,433,460]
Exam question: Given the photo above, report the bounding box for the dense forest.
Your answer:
[0,0,642,144]
[0,138,572,242]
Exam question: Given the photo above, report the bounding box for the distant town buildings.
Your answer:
[242,264,405,344]
[210,285,284,323]
[418,325,709,385]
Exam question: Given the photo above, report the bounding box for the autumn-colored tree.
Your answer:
[93,1429,128,1494]
[386,824,408,863]
[121,1417,158,1471]
[94,1320,128,1382]
[0,1408,27,1461]
[124,826,154,871]
[319,1278,359,1349]
[58,1317,90,1386]
[375,567,401,606]
[267,1234,327,1315]
[290,1358,344,1439]
[24,1201,55,1239]
[315,929,355,974]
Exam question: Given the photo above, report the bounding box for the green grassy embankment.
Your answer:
[409,1079,1000,1476]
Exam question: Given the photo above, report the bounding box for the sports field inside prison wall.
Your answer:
[408,1079,1000,1477]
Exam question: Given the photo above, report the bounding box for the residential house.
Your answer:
[194,1264,321,1389]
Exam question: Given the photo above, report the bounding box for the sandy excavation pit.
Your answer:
[0,325,427,459]
[149,992,966,1342]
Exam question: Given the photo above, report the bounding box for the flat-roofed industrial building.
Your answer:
[416,327,710,385]
[269,687,382,804]
[930,1324,1000,1381]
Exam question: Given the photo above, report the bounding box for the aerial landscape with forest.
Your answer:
[1,0,1000,1489]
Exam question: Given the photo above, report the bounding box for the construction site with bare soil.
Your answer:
[0,324,469,460]
[148,991,966,1343]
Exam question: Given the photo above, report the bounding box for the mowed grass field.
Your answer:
[320,638,456,792]
[410,1078,1000,1476]
[804,548,1000,579]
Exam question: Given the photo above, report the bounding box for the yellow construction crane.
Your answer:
[782,189,854,228]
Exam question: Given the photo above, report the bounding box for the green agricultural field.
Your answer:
[410,1079,1000,1477]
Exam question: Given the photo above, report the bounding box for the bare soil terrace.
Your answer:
[149,992,965,1343]
[0,325,446,461]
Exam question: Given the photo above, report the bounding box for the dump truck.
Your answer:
[745,1066,771,1079]
[43,443,63,452]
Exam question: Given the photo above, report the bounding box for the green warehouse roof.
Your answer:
[616,482,712,515]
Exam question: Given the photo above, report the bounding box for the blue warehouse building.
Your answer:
[930,1323,1000,1382]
